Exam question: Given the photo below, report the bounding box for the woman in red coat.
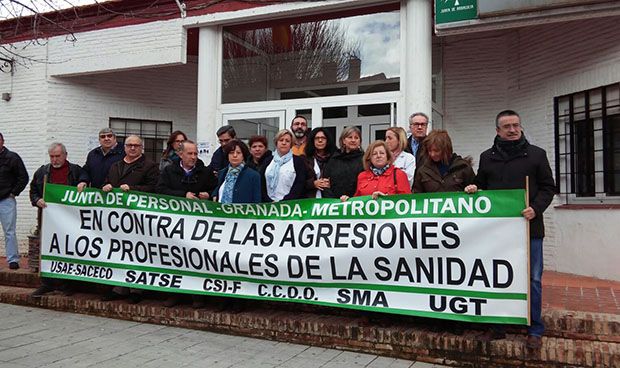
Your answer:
[341,140,411,201]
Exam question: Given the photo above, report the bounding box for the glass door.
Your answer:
[222,110,285,150]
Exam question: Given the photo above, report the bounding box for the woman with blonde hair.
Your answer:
[322,126,364,198]
[385,127,416,187]
[260,129,306,202]
[341,140,411,201]
[413,129,475,193]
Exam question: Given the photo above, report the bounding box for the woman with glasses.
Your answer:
[160,130,188,171]
[261,129,306,202]
[340,140,410,201]
[413,130,475,193]
[304,128,336,198]
[322,126,364,198]
[213,140,261,204]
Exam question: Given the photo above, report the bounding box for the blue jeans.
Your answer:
[0,197,19,264]
[529,238,544,336]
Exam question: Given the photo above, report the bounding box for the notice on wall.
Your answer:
[40,184,529,324]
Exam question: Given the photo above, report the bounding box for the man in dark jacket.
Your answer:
[100,135,159,303]
[206,125,235,176]
[405,112,429,167]
[157,140,217,308]
[465,110,555,349]
[30,142,81,296]
[0,132,29,270]
[77,128,125,191]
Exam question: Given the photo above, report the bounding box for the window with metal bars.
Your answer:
[554,82,620,204]
[109,118,172,163]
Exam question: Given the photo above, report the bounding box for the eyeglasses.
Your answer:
[314,136,327,141]
[99,134,114,139]
[410,123,428,128]
[125,144,142,149]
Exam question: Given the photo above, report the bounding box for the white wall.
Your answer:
[442,16,620,280]
[0,38,198,256]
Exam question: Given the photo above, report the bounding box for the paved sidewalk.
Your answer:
[0,304,445,368]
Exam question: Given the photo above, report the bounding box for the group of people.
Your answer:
[0,108,554,348]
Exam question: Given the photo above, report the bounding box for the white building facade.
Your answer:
[1,0,619,280]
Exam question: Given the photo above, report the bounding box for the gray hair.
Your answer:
[48,142,67,155]
[179,139,196,152]
[408,112,430,124]
[338,126,362,150]
[124,135,143,145]
[98,127,115,136]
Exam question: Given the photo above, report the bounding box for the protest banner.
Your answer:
[40,184,529,324]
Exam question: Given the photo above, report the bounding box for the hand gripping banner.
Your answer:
[40,184,529,324]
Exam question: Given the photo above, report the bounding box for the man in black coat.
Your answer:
[29,142,81,297]
[156,140,217,308]
[77,128,125,191]
[0,132,29,270]
[405,112,429,166]
[465,110,555,349]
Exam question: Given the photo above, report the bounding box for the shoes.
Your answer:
[526,335,542,349]
[477,329,506,342]
[31,285,54,298]
[9,262,19,270]
[127,293,142,305]
[101,291,124,302]
[164,296,180,308]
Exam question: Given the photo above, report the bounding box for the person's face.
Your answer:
[496,115,523,141]
[409,115,429,140]
[218,132,233,147]
[250,142,266,160]
[370,145,388,168]
[99,132,117,150]
[314,131,327,151]
[384,130,399,152]
[124,137,143,160]
[276,134,292,156]
[172,134,185,151]
[343,132,361,152]
[428,144,443,163]
[291,118,308,139]
[228,146,244,167]
[49,146,67,168]
[180,143,198,168]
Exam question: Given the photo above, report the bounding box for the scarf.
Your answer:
[370,164,390,177]
[221,164,243,204]
[314,151,330,174]
[494,134,528,160]
[265,150,293,195]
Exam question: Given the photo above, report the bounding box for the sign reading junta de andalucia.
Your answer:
[435,0,478,24]
[40,184,530,325]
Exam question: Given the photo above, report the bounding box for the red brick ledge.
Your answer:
[0,286,618,368]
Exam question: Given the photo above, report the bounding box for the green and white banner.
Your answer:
[41,184,529,324]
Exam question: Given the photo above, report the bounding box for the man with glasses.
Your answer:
[206,125,236,176]
[405,112,430,164]
[77,128,125,191]
[0,132,29,270]
[100,135,159,303]
[465,110,555,349]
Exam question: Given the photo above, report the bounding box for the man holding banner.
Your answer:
[30,142,81,297]
[466,110,555,348]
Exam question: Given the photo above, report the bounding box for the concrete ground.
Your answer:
[0,303,446,368]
